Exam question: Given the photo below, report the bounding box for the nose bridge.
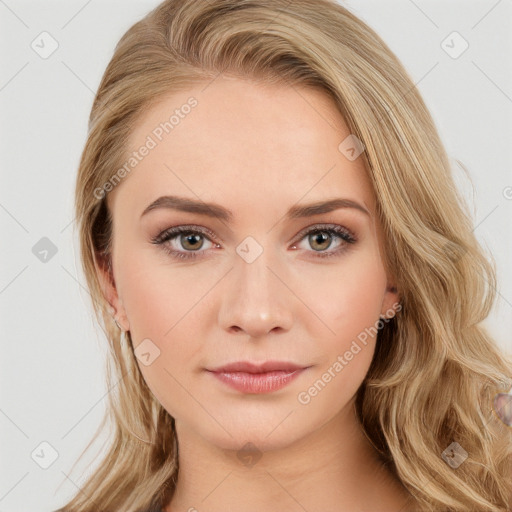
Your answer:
[236,243,276,300]
[217,237,293,336]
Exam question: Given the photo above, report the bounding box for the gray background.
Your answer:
[1,1,511,510]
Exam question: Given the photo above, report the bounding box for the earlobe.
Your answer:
[94,251,117,308]
[380,283,401,320]
[94,251,130,331]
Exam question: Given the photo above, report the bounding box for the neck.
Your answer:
[164,399,413,512]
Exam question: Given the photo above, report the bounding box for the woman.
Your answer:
[56,0,512,511]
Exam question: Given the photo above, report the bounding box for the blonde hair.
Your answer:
[57,0,512,510]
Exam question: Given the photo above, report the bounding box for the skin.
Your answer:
[99,75,414,511]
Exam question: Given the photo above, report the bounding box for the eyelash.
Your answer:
[150,224,357,261]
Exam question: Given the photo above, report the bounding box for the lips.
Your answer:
[207,360,308,374]
[206,361,310,394]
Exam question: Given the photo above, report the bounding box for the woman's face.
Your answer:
[103,75,399,451]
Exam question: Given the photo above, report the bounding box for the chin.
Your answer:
[208,431,298,457]
[194,412,309,455]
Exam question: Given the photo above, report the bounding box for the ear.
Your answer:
[94,250,130,331]
[380,281,401,320]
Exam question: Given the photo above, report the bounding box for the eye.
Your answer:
[290,224,357,259]
[151,225,219,261]
[151,223,357,261]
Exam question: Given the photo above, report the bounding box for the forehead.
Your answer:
[110,75,375,218]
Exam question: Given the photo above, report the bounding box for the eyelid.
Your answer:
[151,224,220,244]
[151,222,357,262]
[291,222,356,245]
[152,222,356,246]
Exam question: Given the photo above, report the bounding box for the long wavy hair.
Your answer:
[56,0,512,510]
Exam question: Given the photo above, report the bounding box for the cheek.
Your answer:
[301,251,387,341]
[296,265,383,411]
[116,252,217,391]
[299,252,386,392]
[117,250,209,338]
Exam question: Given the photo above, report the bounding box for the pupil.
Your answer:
[182,233,203,250]
[311,232,330,251]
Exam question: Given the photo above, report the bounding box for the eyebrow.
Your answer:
[140,195,370,222]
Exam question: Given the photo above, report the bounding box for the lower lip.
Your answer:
[209,369,306,394]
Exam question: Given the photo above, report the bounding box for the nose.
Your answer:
[217,245,294,339]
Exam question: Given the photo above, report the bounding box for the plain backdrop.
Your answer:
[0,1,511,510]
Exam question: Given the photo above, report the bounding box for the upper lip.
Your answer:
[207,361,309,374]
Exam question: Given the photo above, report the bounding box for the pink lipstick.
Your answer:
[206,361,309,394]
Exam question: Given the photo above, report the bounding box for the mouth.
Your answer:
[205,360,311,394]
[207,360,308,373]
